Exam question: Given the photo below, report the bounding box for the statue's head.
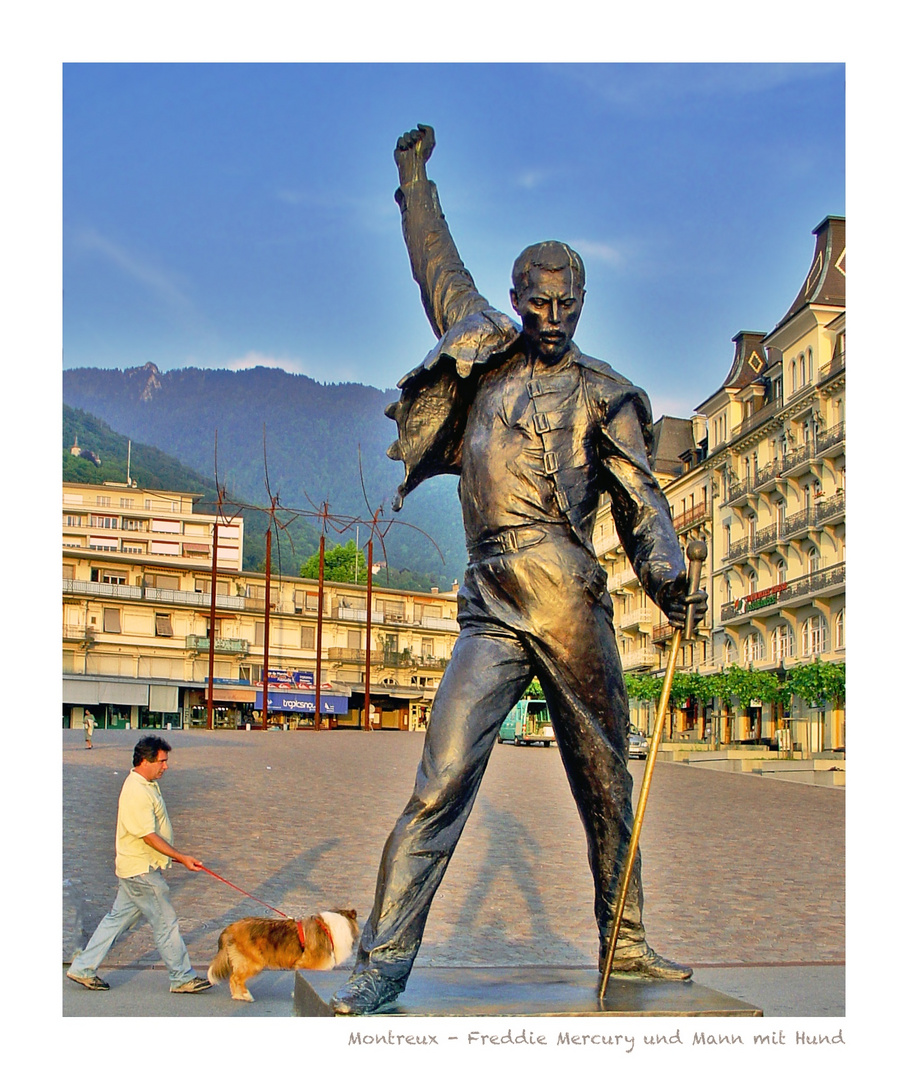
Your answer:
[510,241,586,361]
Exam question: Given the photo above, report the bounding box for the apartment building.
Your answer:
[595,216,845,754]
[63,482,459,732]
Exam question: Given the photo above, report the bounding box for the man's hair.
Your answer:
[133,735,172,767]
[511,241,585,297]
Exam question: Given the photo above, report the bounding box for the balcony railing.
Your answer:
[327,648,384,666]
[672,502,709,533]
[618,606,653,629]
[723,496,845,562]
[621,647,658,670]
[731,397,782,441]
[63,579,143,601]
[720,561,845,622]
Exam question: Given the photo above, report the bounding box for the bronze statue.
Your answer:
[331,125,707,1015]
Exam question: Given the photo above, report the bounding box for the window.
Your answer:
[155,614,173,638]
[835,608,845,649]
[96,495,111,507]
[743,633,765,663]
[254,622,264,646]
[775,561,787,586]
[63,564,75,580]
[770,624,793,662]
[103,608,121,633]
[122,517,146,532]
[347,629,362,650]
[119,497,134,509]
[145,573,180,591]
[723,638,737,665]
[65,514,83,527]
[301,625,316,650]
[802,615,828,656]
[90,514,118,529]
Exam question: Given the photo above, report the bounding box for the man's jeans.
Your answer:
[69,869,196,988]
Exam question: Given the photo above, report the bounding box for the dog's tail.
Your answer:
[207,934,232,985]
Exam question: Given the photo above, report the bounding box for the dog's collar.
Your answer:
[296,915,335,957]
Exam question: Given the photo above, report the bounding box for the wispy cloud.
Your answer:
[71,227,195,313]
[570,238,625,267]
[552,62,842,113]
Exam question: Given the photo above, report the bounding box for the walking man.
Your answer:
[66,736,211,993]
[82,709,95,750]
[331,125,707,1015]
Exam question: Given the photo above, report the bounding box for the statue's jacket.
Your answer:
[386,178,685,608]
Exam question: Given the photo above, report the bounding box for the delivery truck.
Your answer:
[498,698,556,747]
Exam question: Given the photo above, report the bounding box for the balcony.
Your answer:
[609,566,640,591]
[620,647,658,671]
[818,352,845,383]
[619,606,654,630]
[672,502,709,534]
[327,648,383,666]
[720,561,845,623]
[335,606,386,625]
[63,579,142,601]
[186,635,249,655]
[421,615,458,631]
[731,398,782,441]
[594,529,621,558]
[816,422,845,456]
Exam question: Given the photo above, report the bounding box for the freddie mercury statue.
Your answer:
[331,125,707,1015]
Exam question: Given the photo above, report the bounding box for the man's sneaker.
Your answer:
[331,969,405,1015]
[66,971,110,991]
[605,943,693,980]
[170,976,212,994]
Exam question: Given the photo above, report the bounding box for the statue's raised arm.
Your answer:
[394,124,491,338]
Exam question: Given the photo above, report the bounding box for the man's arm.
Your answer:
[601,395,708,631]
[394,124,490,337]
[143,832,204,872]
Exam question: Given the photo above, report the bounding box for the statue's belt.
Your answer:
[467,522,571,562]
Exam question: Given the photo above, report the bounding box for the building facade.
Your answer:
[595,216,845,754]
[63,481,459,733]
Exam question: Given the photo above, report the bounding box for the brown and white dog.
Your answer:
[207,909,358,1001]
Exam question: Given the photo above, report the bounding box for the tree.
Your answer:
[299,540,367,584]
[785,660,845,707]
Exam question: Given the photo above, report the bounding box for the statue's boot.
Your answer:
[331,968,406,1015]
[602,942,693,980]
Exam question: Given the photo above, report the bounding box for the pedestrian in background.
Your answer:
[83,709,95,750]
[66,735,211,994]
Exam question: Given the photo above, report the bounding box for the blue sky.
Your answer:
[63,61,845,419]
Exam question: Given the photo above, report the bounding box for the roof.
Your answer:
[772,215,846,331]
[651,416,694,477]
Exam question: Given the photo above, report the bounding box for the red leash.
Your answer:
[201,866,334,952]
[201,866,291,918]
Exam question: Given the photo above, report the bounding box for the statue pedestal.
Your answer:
[293,966,762,1017]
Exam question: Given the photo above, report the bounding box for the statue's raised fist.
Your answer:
[395,125,436,185]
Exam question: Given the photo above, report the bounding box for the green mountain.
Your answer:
[62,364,467,586]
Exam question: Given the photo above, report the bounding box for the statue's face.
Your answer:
[510,267,585,361]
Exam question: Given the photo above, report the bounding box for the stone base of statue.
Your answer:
[292,966,762,1017]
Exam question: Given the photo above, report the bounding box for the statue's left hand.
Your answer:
[658,574,708,631]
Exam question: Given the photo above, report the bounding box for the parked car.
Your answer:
[628,726,649,759]
[498,699,556,747]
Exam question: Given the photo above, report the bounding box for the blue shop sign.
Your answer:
[255,689,348,715]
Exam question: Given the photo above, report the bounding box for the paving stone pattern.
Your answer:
[63,729,844,972]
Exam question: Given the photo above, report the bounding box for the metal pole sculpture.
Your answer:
[364,536,374,731]
[598,538,708,1000]
[314,530,326,729]
[206,519,219,730]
